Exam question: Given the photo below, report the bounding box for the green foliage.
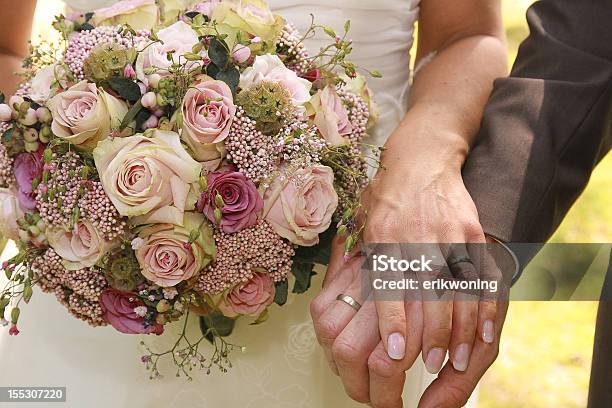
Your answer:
[274,280,288,306]
[291,262,316,294]
[199,311,236,343]
[108,77,142,103]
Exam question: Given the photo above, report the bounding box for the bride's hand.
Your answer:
[363,134,490,375]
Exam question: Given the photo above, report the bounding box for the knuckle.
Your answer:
[367,352,396,378]
[424,326,452,346]
[444,378,473,407]
[309,297,326,320]
[379,306,405,325]
[314,315,342,345]
[463,221,484,242]
[331,338,362,364]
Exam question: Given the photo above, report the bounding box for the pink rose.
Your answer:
[181,79,236,167]
[310,86,353,146]
[13,150,43,212]
[218,272,275,317]
[239,54,312,108]
[196,168,263,233]
[135,213,216,287]
[263,165,338,246]
[100,289,164,335]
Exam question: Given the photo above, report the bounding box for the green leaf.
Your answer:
[274,280,288,306]
[250,309,269,325]
[323,25,336,38]
[199,311,236,344]
[23,285,33,303]
[206,62,221,79]
[344,20,351,33]
[293,226,336,266]
[217,67,240,96]
[209,37,229,69]
[291,262,316,294]
[120,100,143,130]
[108,77,142,103]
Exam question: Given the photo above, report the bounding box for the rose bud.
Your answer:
[19,108,38,126]
[0,104,12,121]
[123,64,136,79]
[36,107,52,123]
[141,92,157,109]
[232,44,251,64]
[142,115,159,130]
[148,73,161,89]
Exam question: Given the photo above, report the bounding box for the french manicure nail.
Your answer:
[425,347,445,374]
[453,343,470,372]
[482,320,495,344]
[387,332,405,360]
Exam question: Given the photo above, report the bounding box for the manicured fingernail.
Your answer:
[482,320,494,344]
[387,332,405,360]
[452,343,470,372]
[425,347,445,374]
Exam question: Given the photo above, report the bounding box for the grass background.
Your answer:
[30,1,610,406]
[478,1,609,407]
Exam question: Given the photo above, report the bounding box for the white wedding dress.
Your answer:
[0,1,479,407]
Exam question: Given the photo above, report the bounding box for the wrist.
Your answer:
[382,129,468,175]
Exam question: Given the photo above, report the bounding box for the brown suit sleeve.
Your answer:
[462,0,612,243]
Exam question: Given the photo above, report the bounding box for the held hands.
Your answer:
[310,157,508,407]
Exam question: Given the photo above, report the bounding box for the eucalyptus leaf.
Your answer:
[291,262,316,294]
[206,62,221,79]
[293,226,336,266]
[217,67,240,96]
[209,37,229,69]
[274,280,288,306]
[108,77,142,103]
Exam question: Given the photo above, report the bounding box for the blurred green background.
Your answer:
[26,1,610,407]
[478,1,608,407]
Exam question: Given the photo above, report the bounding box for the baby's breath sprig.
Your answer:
[140,307,243,380]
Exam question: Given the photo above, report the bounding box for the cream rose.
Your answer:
[239,54,312,108]
[212,0,284,45]
[28,64,67,104]
[181,79,236,167]
[47,220,118,271]
[263,165,338,246]
[93,0,159,30]
[0,188,24,242]
[48,81,128,150]
[135,212,216,287]
[93,130,202,226]
[136,21,200,85]
[309,86,353,146]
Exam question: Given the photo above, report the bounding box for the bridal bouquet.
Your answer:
[0,0,379,377]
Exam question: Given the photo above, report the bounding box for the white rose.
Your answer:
[239,54,312,108]
[93,130,202,225]
[47,220,118,271]
[136,21,200,84]
[0,188,24,241]
[48,80,128,150]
